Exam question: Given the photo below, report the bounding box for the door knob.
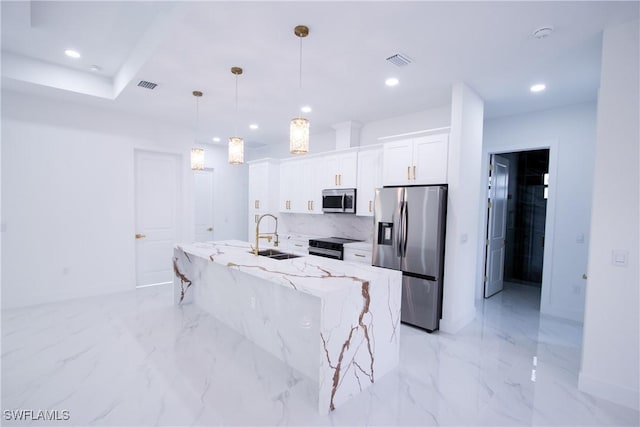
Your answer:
[135,233,146,239]
[207,227,213,232]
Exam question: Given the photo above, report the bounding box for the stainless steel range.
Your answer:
[308,237,362,260]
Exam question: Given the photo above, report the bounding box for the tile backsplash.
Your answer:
[280,213,374,242]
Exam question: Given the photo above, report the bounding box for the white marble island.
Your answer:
[173,240,401,413]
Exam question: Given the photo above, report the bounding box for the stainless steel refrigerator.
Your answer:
[372,186,447,331]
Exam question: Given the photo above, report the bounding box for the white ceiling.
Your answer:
[2,1,638,149]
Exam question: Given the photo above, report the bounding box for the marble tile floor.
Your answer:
[2,282,638,426]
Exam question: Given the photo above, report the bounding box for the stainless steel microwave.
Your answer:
[322,188,356,213]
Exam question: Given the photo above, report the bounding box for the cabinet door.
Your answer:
[279,162,294,212]
[382,139,413,186]
[301,157,323,214]
[249,162,268,212]
[356,148,382,217]
[413,133,449,184]
[336,151,358,188]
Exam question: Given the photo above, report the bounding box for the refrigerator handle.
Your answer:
[402,201,409,257]
[396,202,404,257]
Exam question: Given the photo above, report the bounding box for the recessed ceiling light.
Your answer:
[64,49,81,59]
[212,137,221,142]
[385,77,399,87]
[530,83,546,93]
[89,65,101,72]
[301,106,312,113]
[249,124,259,130]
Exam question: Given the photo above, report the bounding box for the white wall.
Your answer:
[482,101,598,322]
[440,83,484,334]
[359,106,451,146]
[1,91,247,309]
[249,105,451,160]
[579,19,639,410]
[248,130,336,160]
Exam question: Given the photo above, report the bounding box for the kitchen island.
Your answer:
[173,240,401,413]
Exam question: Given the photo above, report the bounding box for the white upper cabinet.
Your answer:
[279,157,323,214]
[382,132,449,185]
[356,147,383,216]
[323,151,358,189]
[382,140,414,185]
[248,159,279,236]
[413,134,449,184]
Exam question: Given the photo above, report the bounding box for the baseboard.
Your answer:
[578,371,640,410]
[440,307,476,334]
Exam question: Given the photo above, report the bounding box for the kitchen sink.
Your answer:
[251,249,302,260]
[255,249,284,257]
[268,253,301,260]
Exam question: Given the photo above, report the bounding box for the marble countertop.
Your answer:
[176,240,397,298]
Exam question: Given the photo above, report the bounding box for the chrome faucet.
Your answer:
[254,213,279,255]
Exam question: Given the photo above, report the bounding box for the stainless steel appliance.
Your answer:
[309,237,362,260]
[372,186,447,331]
[322,188,356,213]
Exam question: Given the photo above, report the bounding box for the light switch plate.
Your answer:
[612,250,629,267]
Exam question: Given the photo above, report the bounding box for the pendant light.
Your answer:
[290,25,310,155]
[228,66,244,165]
[191,90,205,171]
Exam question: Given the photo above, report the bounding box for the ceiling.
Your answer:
[2,1,638,149]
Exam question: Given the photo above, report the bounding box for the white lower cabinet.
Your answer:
[343,245,373,265]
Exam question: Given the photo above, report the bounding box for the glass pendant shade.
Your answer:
[228,136,244,164]
[289,117,309,155]
[190,148,205,170]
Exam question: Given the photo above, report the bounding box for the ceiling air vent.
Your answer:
[386,53,412,67]
[137,80,158,90]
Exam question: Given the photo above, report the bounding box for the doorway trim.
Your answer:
[479,140,558,315]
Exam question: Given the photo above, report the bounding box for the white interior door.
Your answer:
[194,170,214,242]
[135,151,180,287]
[485,154,510,298]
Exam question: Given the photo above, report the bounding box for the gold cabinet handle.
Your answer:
[207,227,213,232]
[255,214,259,223]
[369,200,372,212]
[339,174,342,186]
[335,174,338,186]
[255,200,260,209]
[135,233,146,239]
[413,165,416,180]
[407,166,411,180]
[311,201,314,210]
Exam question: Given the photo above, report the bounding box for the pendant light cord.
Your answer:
[299,35,303,90]
[234,74,239,136]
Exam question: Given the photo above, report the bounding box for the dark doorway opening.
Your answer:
[502,149,550,288]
